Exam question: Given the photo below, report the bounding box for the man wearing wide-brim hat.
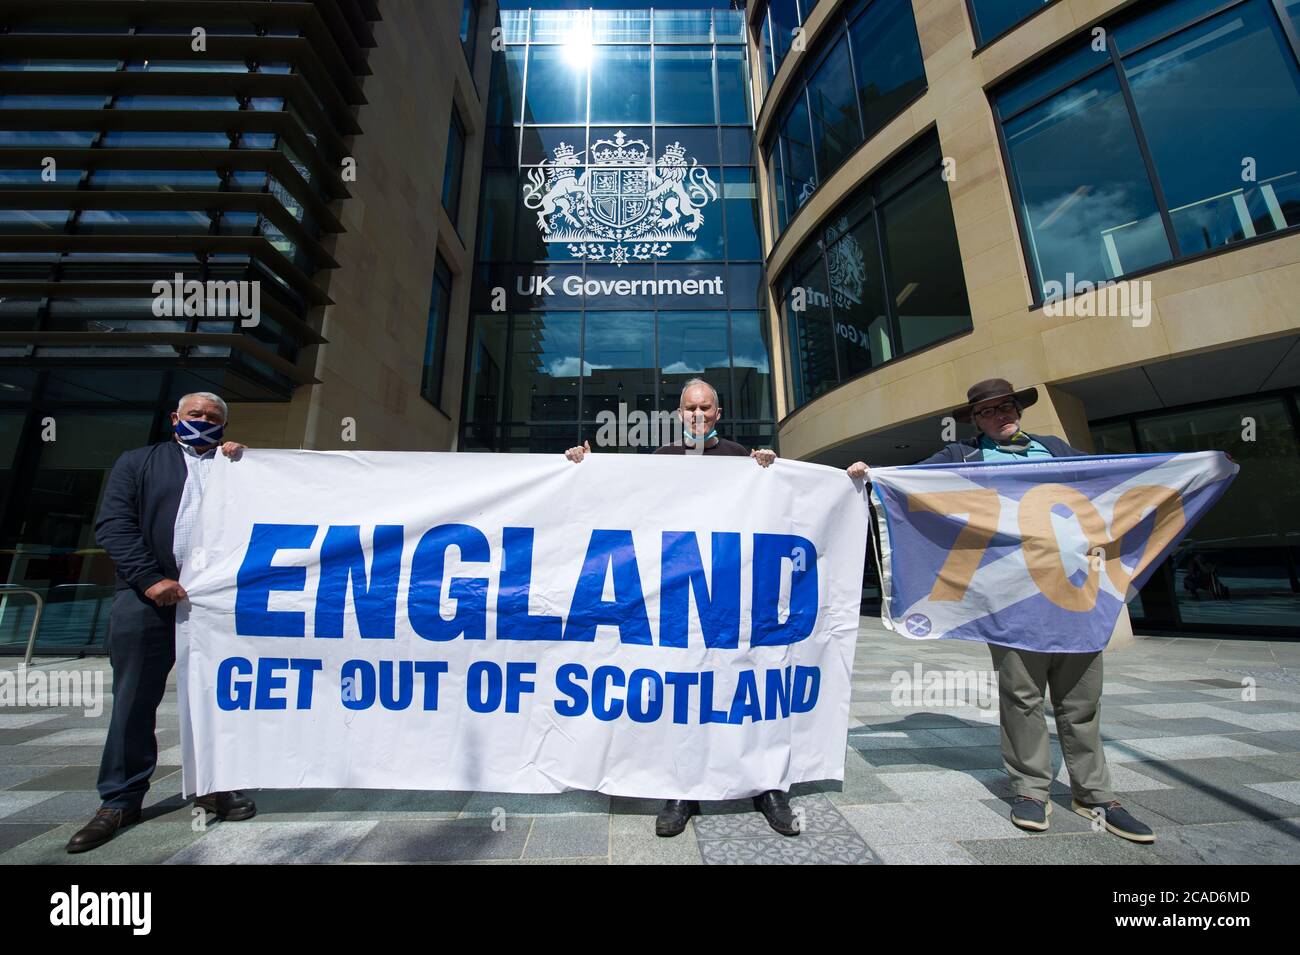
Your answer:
[846,378,1155,843]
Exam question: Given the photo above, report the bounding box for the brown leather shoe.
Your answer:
[65,806,141,854]
[193,790,257,821]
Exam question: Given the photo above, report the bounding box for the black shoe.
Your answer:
[65,806,141,854]
[754,790,800,836]
[1072,799,1155,843]
[655,799,697,837]
[1009,795,1051,832]
[194,790,257,821]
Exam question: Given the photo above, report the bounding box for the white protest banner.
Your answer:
[177,451,867,800]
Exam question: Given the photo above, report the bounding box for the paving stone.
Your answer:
[874,841,981,864]
[522,815,609,859]
[1146,818,1300,865]
[165,820,378,864]
[345,818,532,862]
[841,800,1027,846]
[958,833,1166,865]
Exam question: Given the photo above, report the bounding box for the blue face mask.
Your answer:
[683,427,717,445]
[174,419,224,448]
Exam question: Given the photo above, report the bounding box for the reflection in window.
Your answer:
[654,46,715,124]
[1002,70,1171,295]
[723,167,763,261]
[882,172,973,353]
[658,311,729,408]
[1122,1,1300,255]
[778,135,972,409]
[524,45,587,124]
[849,0,926,140]
[590,46,650,124]
[511,311,582,422]
[731,311,773,420]
[968,0,1053,45]
[806,33,858,183]
[582,311,655,419]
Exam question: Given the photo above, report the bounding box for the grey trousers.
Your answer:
[987,643,1116,804]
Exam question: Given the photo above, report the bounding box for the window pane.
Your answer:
[785,247,838,404]
[769,0,801,71]
[654,46,715,124]
[463,313,508,429]
[849,0,926,140]
[582,311,656,418]
[731,310,773,420]
[422,256,452,406]
[524,45,588,124]
[531,10,588,44]
[509,312,581,422]
[882,169,973,353]
[969,0,1054,45]
[1003,69,1172,295]
[442,108,466,221]
[1135,398,1300,629]
[716,47,751,125]
[807,32,860,181]
[590,46,650,124]
[828,211,891,378]
[476,170,516,262]
[1123,2,1300,255]
[723,167,763,260]
[658,310,729,409]
[592,10,650,42]
[653,10,713,43]
[780,95,816,217]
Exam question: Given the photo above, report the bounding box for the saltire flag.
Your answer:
[868,451,1238,653]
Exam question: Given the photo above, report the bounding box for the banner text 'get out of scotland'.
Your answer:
[177,450,868,800]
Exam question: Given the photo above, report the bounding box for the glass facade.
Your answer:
[777,133,972,409]
[996,0,1300,303]
[968,0,1057,46]
[763,0,926,236]
[1091,391,1300,632]
[464,7,773,454]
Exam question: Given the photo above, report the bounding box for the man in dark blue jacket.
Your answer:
[66,392,256,853]
[847,378,1154,844]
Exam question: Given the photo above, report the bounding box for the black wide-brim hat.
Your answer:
[952,378,1039,423]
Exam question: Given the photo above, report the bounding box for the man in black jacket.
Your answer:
[847,378,1154,844]
[66,392,256,853]
[564,378,795,838]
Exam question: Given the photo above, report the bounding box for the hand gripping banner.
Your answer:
[868,451,1238,653]
[176,451,867,800]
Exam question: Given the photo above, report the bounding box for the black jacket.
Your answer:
[918,432,1085,465]
[95,440,190,595]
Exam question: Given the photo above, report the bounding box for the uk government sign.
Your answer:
[177,452,867,799]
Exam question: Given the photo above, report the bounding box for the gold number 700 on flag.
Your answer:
[906,484,1186,611]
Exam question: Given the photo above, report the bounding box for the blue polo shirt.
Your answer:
[978,431,1053,463]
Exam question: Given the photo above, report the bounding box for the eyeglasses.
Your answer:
[972,400,1019,420]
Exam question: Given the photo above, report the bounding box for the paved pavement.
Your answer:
[3,619,1299,864]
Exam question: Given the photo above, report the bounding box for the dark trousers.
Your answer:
[97,588,176,810]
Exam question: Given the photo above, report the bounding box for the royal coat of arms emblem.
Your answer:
[521,130,719,265]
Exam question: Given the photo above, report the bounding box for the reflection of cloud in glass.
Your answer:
[661,360,704,374]
[547,356,611,377]
[732,353,770,371]
[1025,183,1163,286]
